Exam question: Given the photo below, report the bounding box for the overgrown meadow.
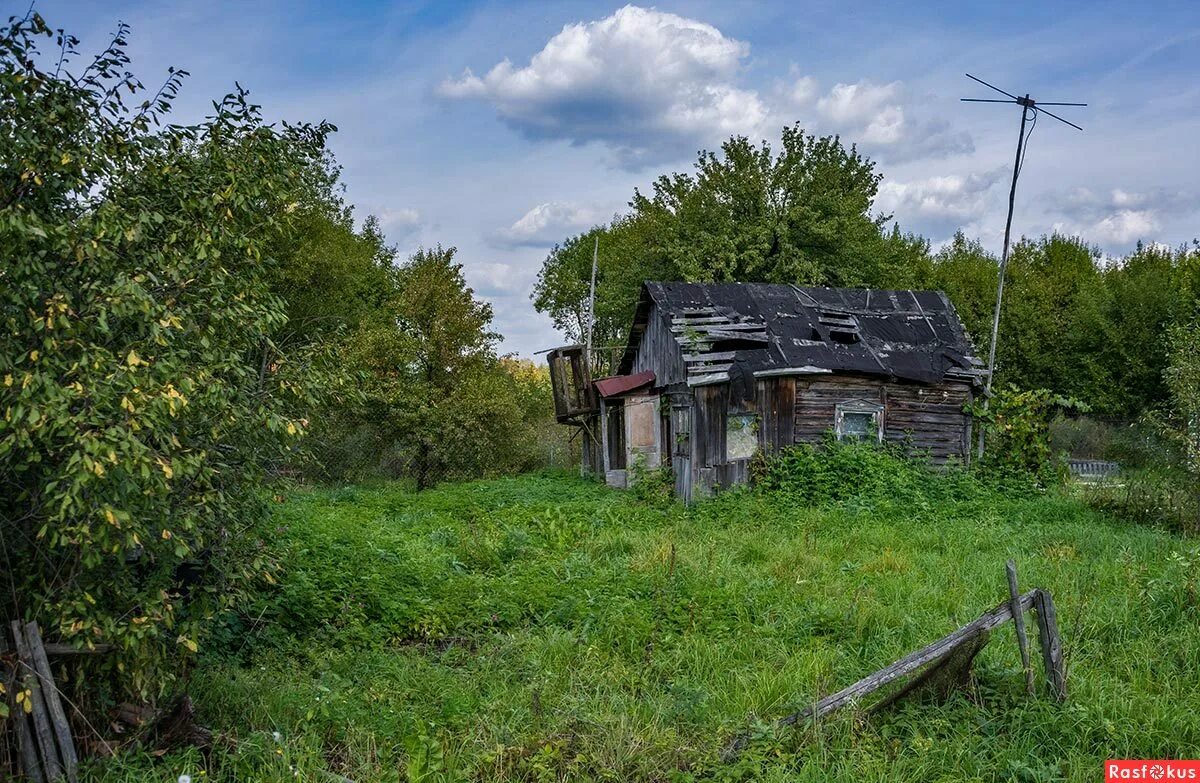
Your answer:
[88,448,1200,782]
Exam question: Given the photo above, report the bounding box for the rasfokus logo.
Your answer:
[1107,761,1200,781]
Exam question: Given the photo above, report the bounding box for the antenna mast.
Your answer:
[961,73,1086,458]
[585,234,599,372]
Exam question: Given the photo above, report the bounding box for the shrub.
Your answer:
[969,385,1083,487]
[751,437,991,508]
[0,13,329,700]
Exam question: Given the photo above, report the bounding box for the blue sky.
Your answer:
[25,0,1200,356]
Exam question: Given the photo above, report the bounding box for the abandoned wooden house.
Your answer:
[548,282,986,502]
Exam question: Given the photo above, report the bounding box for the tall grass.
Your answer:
[86,455,1200,782]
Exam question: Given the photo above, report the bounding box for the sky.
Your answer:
[23,0,1200,357]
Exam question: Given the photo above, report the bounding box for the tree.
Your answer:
[0,12,331,698]
[534,126,900,369]
[632,125,888,286]
[346,246,532,487]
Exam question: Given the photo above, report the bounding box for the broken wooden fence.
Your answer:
[725,561,1066,757]
[2,621,94,783]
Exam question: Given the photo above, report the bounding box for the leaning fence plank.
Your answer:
[725,590,1038,756]
[12,622,64,782]
[1033,589,1067,701]
[15,707,46,783]
[25,622,79,783]
[1006,561,1035,696]
[6,628,46,783]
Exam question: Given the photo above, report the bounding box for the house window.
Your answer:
[726,413,759,460]
[835,400,883,442]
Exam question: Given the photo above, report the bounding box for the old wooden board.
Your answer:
[11,621,64,781]
[1007,561,1035,696]
[1034,589,1067,701]
[25,622,79,782]
[724,590,1039,757]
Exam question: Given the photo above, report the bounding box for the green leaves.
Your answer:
[0,10,327,700]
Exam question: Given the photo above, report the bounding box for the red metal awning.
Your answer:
[594,370,655,398]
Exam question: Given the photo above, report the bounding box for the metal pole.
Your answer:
[585,235,598,372]
[977,99,1030,458]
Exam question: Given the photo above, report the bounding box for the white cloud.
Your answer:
[875,169,1005,236]
[493,201,605,247]
[440,5,768,167]
[374,207,422,239]
[778,78,974,163]
[441,7,974,170]
[1049,186,1191,248]
[1090,209,1161,245]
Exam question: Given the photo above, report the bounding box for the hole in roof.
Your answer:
[829,329,860,345]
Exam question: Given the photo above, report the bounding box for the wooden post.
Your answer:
[11,621,64,781]
[599,397,611,477]
[1033,589,1067,701]
[25,622,79,783]
[1006,560,1035,696]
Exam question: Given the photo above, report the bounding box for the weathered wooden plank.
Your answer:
[25,622,79,782]
[1006,562,1035,697]
[5,626,46,783]
[15,706,45,783]
[1034,589,1067,701]
[726,591,1039,756]
[12,622,64,781]
[683,351,737,363]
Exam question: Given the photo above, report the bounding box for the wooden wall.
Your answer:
[630,303,686,387]
[681,373,973,500]
[793,375,973,463]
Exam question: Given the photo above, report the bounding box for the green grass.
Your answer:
[86,460,1200,782]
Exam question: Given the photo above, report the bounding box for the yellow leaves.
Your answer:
[104,507,117,525]
[3,374,10,387]
[178,636,199,653]
[16,688,33,714]
[126,349,145,368]
[29,349,39,362]
[60,152,72,165]
[161,529,172,540]
[286,421,298,436]
[121,396,135,413]
[91,460,106,477]
[158,458,174,479]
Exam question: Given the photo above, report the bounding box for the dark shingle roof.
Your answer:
[620,282,985,387]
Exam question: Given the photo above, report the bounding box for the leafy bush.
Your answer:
[0,13,329,699]
[969,385,1083,487]
[751,437,992,508]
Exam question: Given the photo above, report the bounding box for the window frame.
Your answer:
[834,399,884,443]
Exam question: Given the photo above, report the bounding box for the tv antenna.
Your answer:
[961,73,1086,457]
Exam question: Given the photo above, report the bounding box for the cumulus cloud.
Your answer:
[441,5,974,169]
[1049,186,1190,247]
[440,5,769,167]
[492,201,606,247]
[875,168,1005,236]
[776,78,974,163]
[469,261,530,296]
[374,207,423,239]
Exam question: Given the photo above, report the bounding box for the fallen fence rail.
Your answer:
[725,561,1066,758]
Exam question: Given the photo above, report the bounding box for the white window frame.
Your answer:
[835,399,884,443]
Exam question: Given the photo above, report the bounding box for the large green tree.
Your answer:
[345,247,535,487]
[0,12,331,697]
[533,125,910,371]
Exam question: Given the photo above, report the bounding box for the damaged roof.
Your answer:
[620,282,986,388]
